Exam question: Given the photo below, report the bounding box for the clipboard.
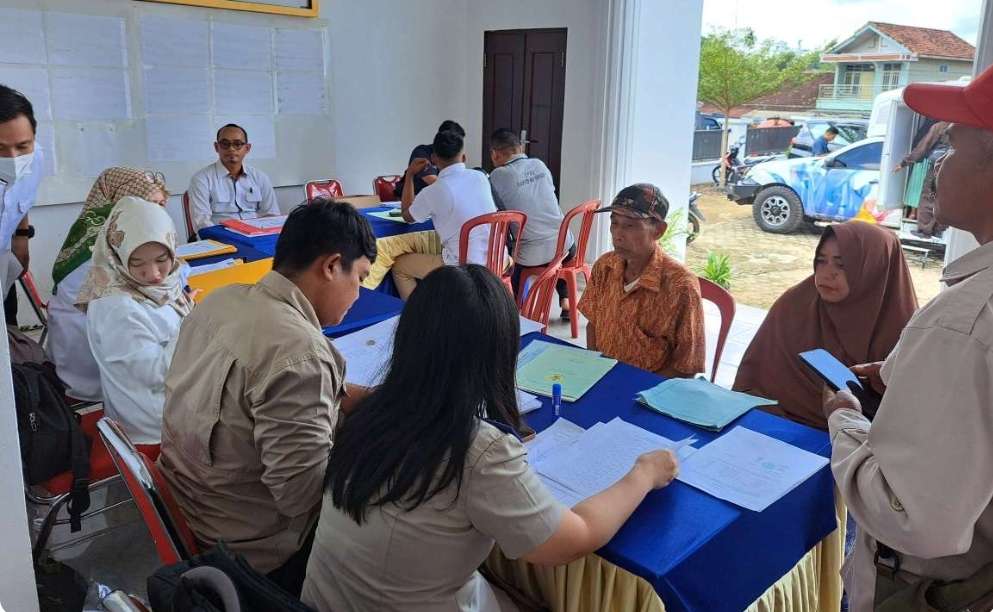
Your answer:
[798,349,863,393]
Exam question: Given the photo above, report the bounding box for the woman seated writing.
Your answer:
[734,221,917,430]
[76,196,194,445]
[302,264,678,611]
[48,167,170,401]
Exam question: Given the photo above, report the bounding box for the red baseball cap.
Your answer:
[903,64,993,131]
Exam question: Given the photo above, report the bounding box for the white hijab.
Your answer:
[76,196,193,316]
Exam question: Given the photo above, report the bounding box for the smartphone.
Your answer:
[798,349,862,393]
[388,210,403,217]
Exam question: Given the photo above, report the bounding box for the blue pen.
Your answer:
[552,383,562,417]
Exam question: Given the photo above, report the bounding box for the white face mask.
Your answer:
[0,152,34,187]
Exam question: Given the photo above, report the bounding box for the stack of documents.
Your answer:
[221,215,287,236]
[176,239,237,261]
[517,340,617,401]
[516,390,542,414]
[636,378,776,431]
[528,417,696,507]
[677,427,829,511]
[188,258,240,277]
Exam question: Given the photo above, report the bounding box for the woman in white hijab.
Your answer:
[77,196,194,445]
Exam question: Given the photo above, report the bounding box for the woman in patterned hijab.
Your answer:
[47,167,168,401]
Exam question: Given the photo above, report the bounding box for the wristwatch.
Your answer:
[14,225,34,239]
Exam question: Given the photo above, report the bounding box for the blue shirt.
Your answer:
[812,136,831,156]
[0,148,43,252]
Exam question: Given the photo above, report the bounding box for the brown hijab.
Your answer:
[733,221,918,429]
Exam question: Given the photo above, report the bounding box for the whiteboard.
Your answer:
[0,1,332,205]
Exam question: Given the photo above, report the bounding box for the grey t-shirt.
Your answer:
[301,420,564,612]
[490,155,573,266]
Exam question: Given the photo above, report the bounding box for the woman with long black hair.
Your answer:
[301,264,679,611]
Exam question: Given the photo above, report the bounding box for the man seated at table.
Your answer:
[489,127,575,317]
[187,123,279,234]
[158,199,376,596]
[392,120,465,199]
[578,184,705,378]
[394,129,498,299]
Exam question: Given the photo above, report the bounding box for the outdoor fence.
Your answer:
[692,129,723,161]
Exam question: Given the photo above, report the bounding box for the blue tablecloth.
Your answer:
[187,242,272,266]
[323,288,403,338]
[522,333,836,612]
[360,205,434,237]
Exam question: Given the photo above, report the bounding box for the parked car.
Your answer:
[727,137,889,233]
[787,120,868,158]
[695,112,723,131]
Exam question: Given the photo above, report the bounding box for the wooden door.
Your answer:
[482,29,567,191]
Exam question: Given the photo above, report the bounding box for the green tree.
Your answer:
[698,28,823,184]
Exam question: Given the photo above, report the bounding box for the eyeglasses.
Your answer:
[217,140,247,150]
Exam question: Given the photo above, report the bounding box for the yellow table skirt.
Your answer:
[483,496,846,612]
[362,230,441,290]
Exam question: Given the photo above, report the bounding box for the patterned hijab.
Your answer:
[75,196,193,317]
[52,167,168,290]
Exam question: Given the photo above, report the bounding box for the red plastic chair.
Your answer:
[28,406,155,561]
[516,199,600,338]
[305,179,344,202]
[18,270,48,345]
[459,211,527,296]
[698,277,736,383]
[97,417,198,565]
[373,175,402,202]
[182,192,196,240]
[520,253,567,334]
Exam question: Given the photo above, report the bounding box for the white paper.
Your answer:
[0,66,51,122]
[188,258,239,277]
[276,70,327,115]
[0,8,46,65]
[51,67,131,121]
[332,315,399,387]
[538,475,587,508]
[76,125,121,178]
[537,418,696,498]
[516,389,542,415]
[275,29,324,72]
[213,22,272,70]
[229,115,276,159]
[233,215,286,230]
[36,124,56,177]
[47,13,126,67]
[214,69,274,115]
[141,16,209,68]
[677,427,829,512]
[176,240,231,258]
[146,115,213,163]
[143,66,210,115]
[525,418,587,464]
[519,315,545,337]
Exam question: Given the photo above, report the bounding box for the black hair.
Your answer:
[490,128,520,151]
[216,123,248,142]
[273,199,377,274]
[825,126,840,136]
[0,84,36,134]
[437,120,465,137]
[432,129,464,161]
[326,264,522,524]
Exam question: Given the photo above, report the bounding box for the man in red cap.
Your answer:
[823,65,993,612]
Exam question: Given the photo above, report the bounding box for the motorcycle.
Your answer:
[687,191,704,244]
[712,144,782,186]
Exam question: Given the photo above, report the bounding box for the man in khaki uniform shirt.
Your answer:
[159,200,375,596]
[824,66,993,611]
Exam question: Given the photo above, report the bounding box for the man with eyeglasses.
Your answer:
[187,123,279,235]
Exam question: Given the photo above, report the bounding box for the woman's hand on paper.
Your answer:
[635,449,679,489]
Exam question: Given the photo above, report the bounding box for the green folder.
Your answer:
[516,343,617,402]
[636,378,776,431]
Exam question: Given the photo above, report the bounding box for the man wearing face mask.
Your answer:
[0,84,42,301]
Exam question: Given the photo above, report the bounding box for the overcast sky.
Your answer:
[702,0,983,49]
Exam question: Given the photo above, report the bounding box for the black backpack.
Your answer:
[13,362,91,531]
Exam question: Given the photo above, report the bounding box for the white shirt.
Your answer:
[828,240,993,612]
[408,163,497,266]
[87,294,183,445]
[187,161,279,232]
[489,154,573,266]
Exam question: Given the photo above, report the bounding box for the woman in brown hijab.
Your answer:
[733,221,917,430]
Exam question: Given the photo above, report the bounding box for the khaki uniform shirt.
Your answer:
[300,421,564,612]
[159,271,346,573]
[829,241,993,612]
[578,245,706,376]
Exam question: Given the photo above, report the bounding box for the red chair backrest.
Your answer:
[97,418,198,565]
[181,192,196,240]
[698,277,736,383]
[305,179,344,201]
[373,175,402,202]
[20,271,47,310]
[521,253,567,332]
[458,211,527,278]
[559,199,600,269]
